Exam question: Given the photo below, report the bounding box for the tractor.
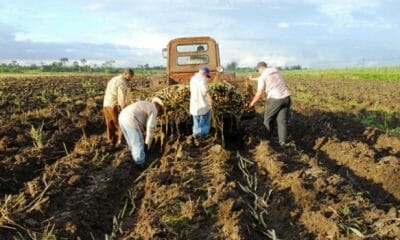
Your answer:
[150,36,246,89]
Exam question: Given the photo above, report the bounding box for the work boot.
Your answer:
[279,141,295,150]
[279,141,289,148]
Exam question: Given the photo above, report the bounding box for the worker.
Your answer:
[188,45,208,64]
[190,66,213,145]
[118,97,164,166]
[103,68,133,146]
[248,61,291,147]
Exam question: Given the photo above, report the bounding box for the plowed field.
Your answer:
[0,74,399,239]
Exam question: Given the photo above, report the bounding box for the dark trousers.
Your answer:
[263,96,291,144]
[103,106,122,144]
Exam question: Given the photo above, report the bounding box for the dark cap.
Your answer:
[256,61,267,69]
[201,66,211,78]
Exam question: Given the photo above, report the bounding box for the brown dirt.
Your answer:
[0,74,399,239]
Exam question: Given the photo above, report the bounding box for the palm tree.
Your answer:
[73,61,79,71]
[80,58,87,66]
[60,57,69,67]
[10,60,19,67]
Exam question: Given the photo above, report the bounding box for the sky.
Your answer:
[0,0,399,68]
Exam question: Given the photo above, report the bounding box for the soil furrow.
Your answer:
[116,137,244,239]
[317,138,400,200]
[253,139,400,239]
[2,74,399,239]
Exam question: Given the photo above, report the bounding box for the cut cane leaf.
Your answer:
[348,227,365,238]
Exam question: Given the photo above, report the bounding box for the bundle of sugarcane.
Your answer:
[209,83,251,117]
[148,84,191,145]
[149,83,251,146]
[154,85,190,121]
[209,83,252,144]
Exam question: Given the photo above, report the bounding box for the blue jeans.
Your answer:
[192,110,211,138]
[119,122,145,165]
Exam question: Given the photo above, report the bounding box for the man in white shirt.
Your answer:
[190,66,213,144]
[249,62,291,146]
[103,69,133,145]
[118,97,164,166]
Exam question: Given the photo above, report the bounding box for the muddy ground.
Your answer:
[0,74,399,239]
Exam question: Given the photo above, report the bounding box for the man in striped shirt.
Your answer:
[249,62,291,146]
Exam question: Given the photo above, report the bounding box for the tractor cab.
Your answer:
[151,36,236,87]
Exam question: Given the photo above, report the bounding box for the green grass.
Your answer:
[282,66,400,82]
[163,215,190,227]
[0,72,113,78]
[293,90,399,135]
[356,110,400,135]
[30,122,45,149]
[3,67,399,81]
[235,66,400,82]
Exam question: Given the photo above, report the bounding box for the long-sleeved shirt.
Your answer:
[190,73,211,116]
[103,75,131,108]
[118,101,158,145]
[257,68,290,99]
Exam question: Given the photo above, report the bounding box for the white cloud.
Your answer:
[1,0,399,68]
[84,3,106,11]
[305,0,393,30]
[115,26,170,51]
[221,43,297,68]
[294,21,326,27]
[259,54,296,67]
[83,0,114,11]
[277,22,289,29]
[317,0,379,17]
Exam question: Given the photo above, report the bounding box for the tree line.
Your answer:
[225,61,303,72]
[0,59,302,74]
[0,58,166,73]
